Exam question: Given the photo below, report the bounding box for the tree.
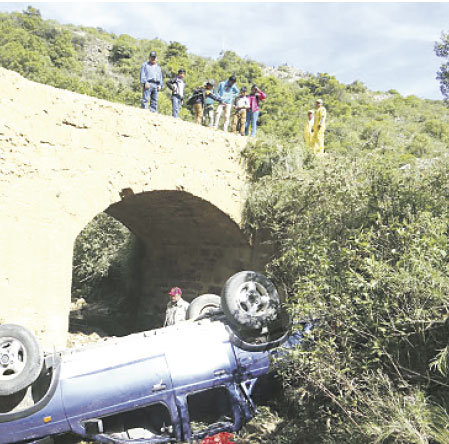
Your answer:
[111,34,137,63]
[165,41,187,59]
[23,6,41,18]
[434,32,449,101]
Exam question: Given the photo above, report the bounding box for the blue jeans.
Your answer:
[245,110,260,137]
[141,84,159,112]
[171,95,182,118]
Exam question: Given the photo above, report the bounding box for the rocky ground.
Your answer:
[262,64,309,83]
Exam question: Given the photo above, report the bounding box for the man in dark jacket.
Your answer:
[167,68,186,118]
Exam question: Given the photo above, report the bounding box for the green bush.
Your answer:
[111,34,137,63]
[72,213,132,295]
[243,143,449,442]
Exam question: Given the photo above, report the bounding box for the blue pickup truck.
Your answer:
[0,271,310,444]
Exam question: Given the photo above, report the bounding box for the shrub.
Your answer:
[111,34,137,63]
[243,141,449,443]
[72,213,134,300]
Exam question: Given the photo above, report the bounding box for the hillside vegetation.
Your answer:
[2,6,449,151]
[3,6,449,443]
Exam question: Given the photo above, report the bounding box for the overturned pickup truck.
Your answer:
[0,271,311,444]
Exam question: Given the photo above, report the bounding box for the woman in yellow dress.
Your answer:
[312,99,327,154]
[303,109,314,149]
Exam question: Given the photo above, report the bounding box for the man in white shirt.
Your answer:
[164,287,190,327]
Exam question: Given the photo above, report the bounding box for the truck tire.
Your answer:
[221,271,281,332]
[186,294,221,320]
[0,324,43,396]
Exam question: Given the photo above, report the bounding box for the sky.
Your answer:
[0,2,448,100]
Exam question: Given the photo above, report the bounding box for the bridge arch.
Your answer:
[0,67,255,349]
[73,190,254,332]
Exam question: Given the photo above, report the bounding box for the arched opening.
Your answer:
[69,190,253,339]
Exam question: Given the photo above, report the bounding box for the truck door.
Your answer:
[175,383,244,442]
[62,351,179,440]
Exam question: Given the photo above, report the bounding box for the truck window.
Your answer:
[100,402,173,439]
[187,386,234,434]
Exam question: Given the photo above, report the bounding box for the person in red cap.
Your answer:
[164,286,190,327]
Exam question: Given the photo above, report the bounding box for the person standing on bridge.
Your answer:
[164,287,190,327]
[303,109,314,149]
[203,80,223,127]
[140,51,164,113]
[245,84,266,137]
[214,75,240,132]
[186,80,224,125]
[167,68,186,118]
[312,99,327,153]
[231,87,250,136]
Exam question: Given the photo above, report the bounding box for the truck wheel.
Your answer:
[221,271,281,332]
[186,294,221,320]
[0,324,43,396]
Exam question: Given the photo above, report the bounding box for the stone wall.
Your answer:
[107,190,254,329]
[0,68,252,350]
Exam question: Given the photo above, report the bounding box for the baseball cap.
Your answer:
[178,68,185,74]
[229,75,236,82]
[169,287,182,296]
[149,51,157,58]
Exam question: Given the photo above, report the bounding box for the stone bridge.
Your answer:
[0,68,264,350]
